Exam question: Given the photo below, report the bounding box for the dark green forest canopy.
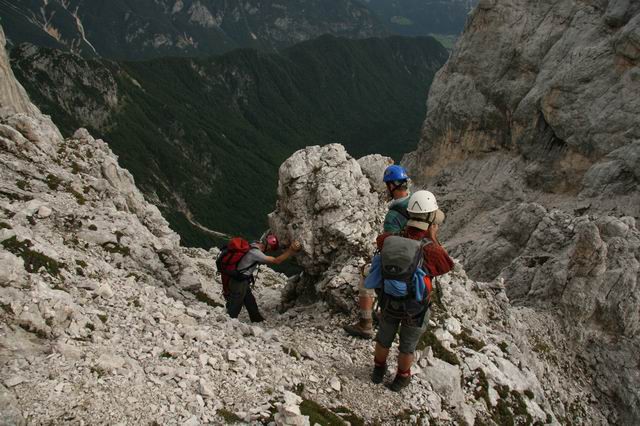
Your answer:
[12,35,448,247]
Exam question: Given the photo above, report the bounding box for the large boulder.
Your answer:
[269,144,386,309]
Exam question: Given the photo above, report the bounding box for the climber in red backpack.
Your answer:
[217,233,301,322]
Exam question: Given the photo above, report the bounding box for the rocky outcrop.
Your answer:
[407,0,640,195]
[0,27,38,116]
[268,144,388,311]
[405,0,640,422]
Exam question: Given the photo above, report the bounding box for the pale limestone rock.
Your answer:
[95,353,125,373]
[0,252,25,287]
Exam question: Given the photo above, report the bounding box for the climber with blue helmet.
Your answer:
[344,163,412,339]
[382,164,411,234]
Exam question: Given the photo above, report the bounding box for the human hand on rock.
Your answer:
[289,241,302,252]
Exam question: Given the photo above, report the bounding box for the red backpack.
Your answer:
[215,238,255,295]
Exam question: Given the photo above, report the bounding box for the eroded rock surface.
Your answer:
[405,0,640,422]
[0,27,38,116]
[268,144,388,310]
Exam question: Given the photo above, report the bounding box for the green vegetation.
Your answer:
[366,0,473,37]
[67,185,87,205]
[16,179,29,190]
[429,34,458,50]
[333,406,365,426]
[45,174,62,191]
[101,241,131,256]
[282,345,302,360]
[1,236,65,276]
[300,399,348,425]
[0,222,11,229]
[457,327,486,351]
[216,409,243,424]
[13,36,448,247]
[194,291,224,308]
[473,373,534,426]
[416,329,460,365]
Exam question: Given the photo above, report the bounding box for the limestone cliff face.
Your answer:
[0,27,38,116]
[408,0,639,200]
[404,0,640,422]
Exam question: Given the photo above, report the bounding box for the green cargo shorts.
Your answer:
[375,304,430,354]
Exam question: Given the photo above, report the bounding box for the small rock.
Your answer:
[198,379,215,399]
[444,318,462,335]
[96,283,114,299]
[329,377,341,392]
[95,353,125,373]
[37,206,52,218]
[4,376,26,388]
[182,415,199,426]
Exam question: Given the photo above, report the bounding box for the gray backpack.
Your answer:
[380,236,430,298]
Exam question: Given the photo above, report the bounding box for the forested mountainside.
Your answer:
[0,0,478,59]
[363,0,477,36]
[0,0,386,59]
[12,35,449,246]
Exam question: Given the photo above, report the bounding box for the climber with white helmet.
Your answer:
[344,164,412,339]
[217,232,301,322]
[366,190,453,391]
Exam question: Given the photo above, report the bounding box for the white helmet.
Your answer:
[407,190,438,214]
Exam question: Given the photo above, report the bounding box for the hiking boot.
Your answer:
[371,365,387,384]
[343,319,374,339]
[387,374,411,392]
[250,314,266,323]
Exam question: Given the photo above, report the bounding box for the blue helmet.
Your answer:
[383,165,409,183]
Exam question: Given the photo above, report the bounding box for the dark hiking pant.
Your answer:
[225,278,263,322]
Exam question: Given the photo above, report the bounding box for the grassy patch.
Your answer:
[66,185,87,205]
[216,408,243,424]
[0,222,12,229]
[46,174,62,190]
[75,259,88,268]
[1,236,65,276]
[532,338,551,354]
[101,241,131,256]
[300,399,346,425]
[194,291,223,308]
[416,329,460,365]
[71,161,82,174]
[474,369,492,408]
[282,345,302,360]
[457,327,486,351]
[16,180,30,191]
[333,406,365,426]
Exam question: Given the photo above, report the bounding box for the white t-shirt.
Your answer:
[237,245,269,277]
